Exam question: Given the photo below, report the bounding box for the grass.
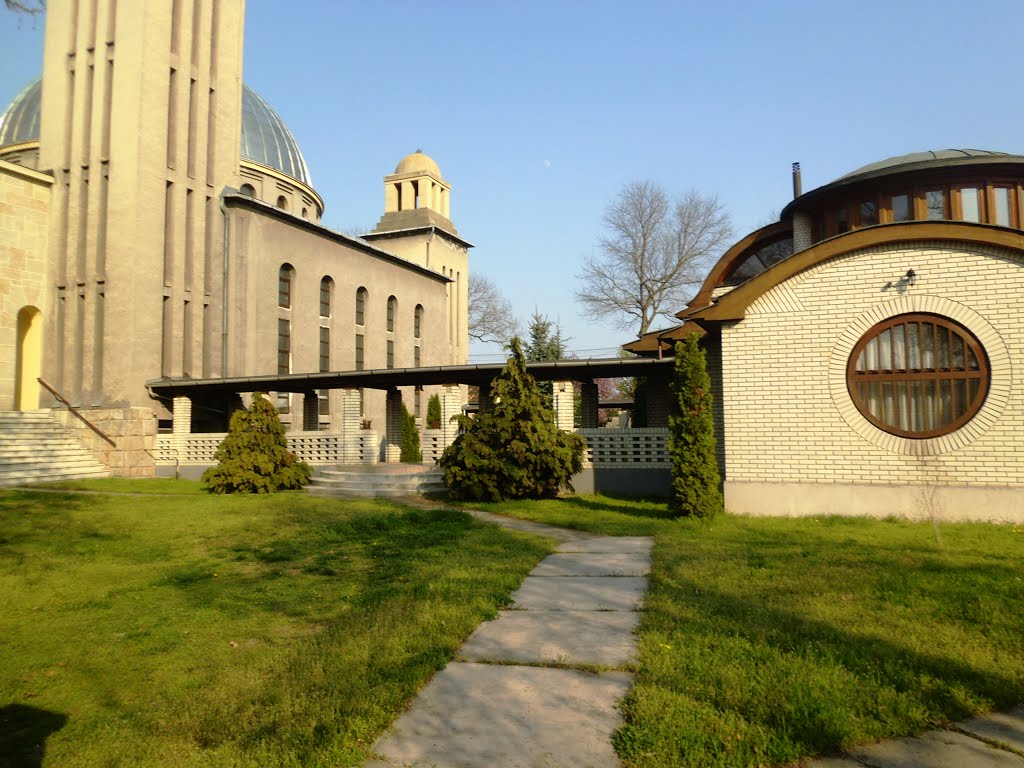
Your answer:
[28,478,205,494]
[0,481,554,767]
[468,496,1024,767]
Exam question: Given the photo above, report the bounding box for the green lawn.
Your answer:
[469,497,1024,767]
[0,483,554,767]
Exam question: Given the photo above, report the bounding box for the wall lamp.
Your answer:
[905,269,916,286]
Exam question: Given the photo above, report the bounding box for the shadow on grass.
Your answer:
[0,704,68,768]
[561,495,674,520]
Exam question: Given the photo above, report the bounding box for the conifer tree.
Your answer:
[400,402,422,463]
[426,393,442,430]
[668,335,723,518]
[202,393,312,493]
[440,338,586,501]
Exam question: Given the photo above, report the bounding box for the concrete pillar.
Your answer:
[172,396,192,435]
[383,388,402,463]
[792,211,813,253]
[385,182,398,213]
[552,380,574,432]
[441,188,450,219]
[339,388,362,463]
[441,384,462,448]
[580,381,599,429]
[401,180,415,211]
[645,374,672,428]
[301,391,319,431]
[478,380,493,413]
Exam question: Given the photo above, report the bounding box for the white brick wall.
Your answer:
[720,241,1024,490]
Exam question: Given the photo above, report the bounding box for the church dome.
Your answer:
[0,78,41,147]
[395,150,441,177]
[240,85,312,186]
[0,79,312,187]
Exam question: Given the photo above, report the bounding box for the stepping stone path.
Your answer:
[366,507,652,767]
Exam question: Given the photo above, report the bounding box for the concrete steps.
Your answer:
[0,410,110,487]
[307,464,446,498]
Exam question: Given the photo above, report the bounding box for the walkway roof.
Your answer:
[146,357,674,397]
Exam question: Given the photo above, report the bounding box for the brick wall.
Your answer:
[719,241,1024,514]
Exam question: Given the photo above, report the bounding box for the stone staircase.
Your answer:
[307,463,447,499]
[0,410,111,487]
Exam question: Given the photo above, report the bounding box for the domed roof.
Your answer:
[837,149,1018,182]
[0,79,313,187]
[0,78,41,147]
[240,85,312,186]
[395,150,441,177]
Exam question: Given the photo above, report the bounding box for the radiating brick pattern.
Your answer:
[720,242,1024,493]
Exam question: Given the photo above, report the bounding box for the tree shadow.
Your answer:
[0,704,68,768]
[562,495,672,521]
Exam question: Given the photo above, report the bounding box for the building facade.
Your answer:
[0,0,470,472]
[628,150,1024,522]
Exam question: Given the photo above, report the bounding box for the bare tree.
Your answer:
[469,273,518,345]
[576,181,732,336]
[5,0,45,13]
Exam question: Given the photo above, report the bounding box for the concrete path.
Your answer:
[366,507,652,767]
[807,706,1024,767]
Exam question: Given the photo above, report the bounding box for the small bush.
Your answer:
[400,403,422,463]
[440,338,585,501]
[668,335,722,518]
[201,393,312,494]
[426,394,442,430]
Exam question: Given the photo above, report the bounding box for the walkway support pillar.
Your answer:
[340,388,362,463]
[552,380,574,432]
[580,381,599,428]
[301,391,319,431]
[172,396,192,435]
[441,384,462,448]
[384,388,402,463]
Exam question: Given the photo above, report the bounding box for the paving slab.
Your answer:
[846,729,1024,767]
[957,706,1024,754]
[558,536,654,554]
[371,662,632,768]
[510,575,649,611]
[531,552,651,577]
[804,758,866,767]
[459,610,641,666]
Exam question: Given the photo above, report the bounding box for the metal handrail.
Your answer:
[36,378,117,447]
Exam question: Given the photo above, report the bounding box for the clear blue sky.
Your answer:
[3,1,1024,360]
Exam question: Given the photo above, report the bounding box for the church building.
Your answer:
[1,0,470,474]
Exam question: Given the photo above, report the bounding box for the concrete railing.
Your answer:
[577,427,669,468]
[154,430,381,466]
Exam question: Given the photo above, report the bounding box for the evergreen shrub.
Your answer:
[439,338,586,501]
[668,335,723,518]
[400,403,422,463]
[426,394,442,430]
[201,392,312,493]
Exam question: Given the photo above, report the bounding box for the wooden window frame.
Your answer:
[355,287,367,326]
[847,313,989,439]
[319,277,332,318]
[278,264,293,309]
[387,296,397,333]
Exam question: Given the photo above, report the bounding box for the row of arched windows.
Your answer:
[277,264,425,374]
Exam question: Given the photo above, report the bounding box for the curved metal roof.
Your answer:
[1,79,313,187]
[837,149,1016,182]
[0,78,41,147]
[240,85,312,186]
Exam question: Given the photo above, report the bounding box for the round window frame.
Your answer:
[846,312,990,439]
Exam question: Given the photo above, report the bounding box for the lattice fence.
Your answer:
[577,428,670,468]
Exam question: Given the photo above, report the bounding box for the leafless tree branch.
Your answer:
[469,273,519,345]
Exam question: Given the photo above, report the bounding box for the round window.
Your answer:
[847,313,989,438]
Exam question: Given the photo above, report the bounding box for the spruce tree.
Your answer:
[202,392,312,493]
[400,402,422,463]
[668,335,723,518]
[440,337,586,501]
[426,393,442,430]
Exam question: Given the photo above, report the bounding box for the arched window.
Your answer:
[278,264,294,309]
[239,183,255,196]
[355,287,367,325]
[414,304,423,339]
[387,295,397,332]
[848,313,989,438]
[276,195,288,211]
[301,207,309,219]
[320,277,333,318]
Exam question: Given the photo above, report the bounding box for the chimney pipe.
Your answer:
[792,162,802,199]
